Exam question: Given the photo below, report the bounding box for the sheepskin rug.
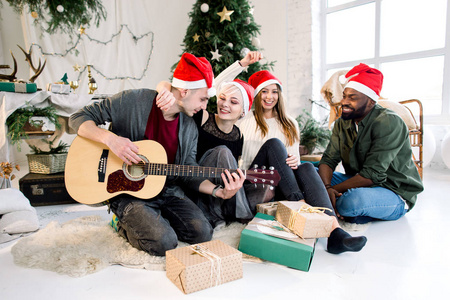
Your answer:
[11,215,248,277]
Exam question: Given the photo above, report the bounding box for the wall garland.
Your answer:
[29,24,155,82]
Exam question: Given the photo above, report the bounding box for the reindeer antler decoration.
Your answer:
[0,51,18,82]
[17,45,47,83]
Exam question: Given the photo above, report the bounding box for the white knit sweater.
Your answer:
[237,113,300,169]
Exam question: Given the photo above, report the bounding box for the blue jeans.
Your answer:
[251,138,336,217]
[109,194,213,256]
[331,172,407,221]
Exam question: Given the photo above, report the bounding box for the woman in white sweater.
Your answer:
[237,71,300,170]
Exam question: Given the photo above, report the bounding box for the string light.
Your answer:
[28,24,155,81]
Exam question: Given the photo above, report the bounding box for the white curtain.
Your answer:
[20,0,194,95]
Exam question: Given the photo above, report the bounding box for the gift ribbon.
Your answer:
[258,219,293,234]
[288,204,332,230]
[299,204,332,214]
[190,244,222,288]
[14,82,27,93]
[261,202,278,213]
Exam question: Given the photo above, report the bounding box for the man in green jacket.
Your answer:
[319,63,424,224]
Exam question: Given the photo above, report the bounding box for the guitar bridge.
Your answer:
[98,149,109,182]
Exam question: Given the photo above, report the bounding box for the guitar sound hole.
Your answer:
[123,154,149,181]
[127,164,145,177]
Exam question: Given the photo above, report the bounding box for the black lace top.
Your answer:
[193,111,243,162]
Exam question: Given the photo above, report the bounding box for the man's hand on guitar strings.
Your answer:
[218,169,246,199]
[105,135,141,165]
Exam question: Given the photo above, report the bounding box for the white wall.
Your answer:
[0,4,28,80]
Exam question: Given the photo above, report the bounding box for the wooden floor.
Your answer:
[1,167,449,300]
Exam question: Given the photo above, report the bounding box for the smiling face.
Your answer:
[178,87,209,117]
[341,87,376,122]
[216,84,244,122]
[258,83,279,112]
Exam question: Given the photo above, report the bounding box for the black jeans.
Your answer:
[251,138,336,217]
[109,194,213,256]
[189,145,253,228]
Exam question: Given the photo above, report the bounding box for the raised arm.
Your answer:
[214,51,263,92]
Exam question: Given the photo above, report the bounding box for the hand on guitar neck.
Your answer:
[199,168,246,200]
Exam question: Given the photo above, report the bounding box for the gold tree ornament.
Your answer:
[217,6,234,23]
[31,11,38,18]
[192,33,200,42]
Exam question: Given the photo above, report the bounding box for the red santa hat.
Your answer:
[343,63,383,101]
[249,70,283,96]
[222,79,255,115]
[172,53,216,97]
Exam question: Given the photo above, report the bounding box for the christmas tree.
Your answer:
[175,0,275,111]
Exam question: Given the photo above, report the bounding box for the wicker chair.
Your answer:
[396,99,423,178]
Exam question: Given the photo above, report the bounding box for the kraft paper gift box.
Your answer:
[166,239,243,294]
[0,81,37,93]
[256,201,279,216]
[275,201,334,239]
[238,213,315,272]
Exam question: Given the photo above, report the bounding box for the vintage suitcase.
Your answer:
[19,172,77,206]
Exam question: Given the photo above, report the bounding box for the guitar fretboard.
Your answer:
[144,163,238,178]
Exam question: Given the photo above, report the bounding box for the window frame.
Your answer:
[321,0,450,123]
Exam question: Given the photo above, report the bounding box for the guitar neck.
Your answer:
[145,163,236,178]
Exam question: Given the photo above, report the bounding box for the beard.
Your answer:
[341,102,370,120]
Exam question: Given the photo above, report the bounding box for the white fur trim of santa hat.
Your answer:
[345,81,380,101]
[254,79,282,97]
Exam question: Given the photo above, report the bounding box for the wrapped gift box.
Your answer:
[256,201,279,216]
[47,83,71,94]
[275,201,334,239]
[166,240,243,294]
[0,81,37,93]
[238,213,315,272]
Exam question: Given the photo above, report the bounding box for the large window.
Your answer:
[322,0,449,120]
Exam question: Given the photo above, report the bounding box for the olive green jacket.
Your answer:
[320,104,423,209]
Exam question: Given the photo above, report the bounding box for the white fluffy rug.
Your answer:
[11,215,249,277]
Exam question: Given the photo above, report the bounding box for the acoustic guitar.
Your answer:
[65,136,281,205]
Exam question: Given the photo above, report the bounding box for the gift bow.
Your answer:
[298,204,332,214]
[190,244,222,288]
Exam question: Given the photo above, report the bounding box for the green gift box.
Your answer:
[0,81,37,93]
[238,213,315,272]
